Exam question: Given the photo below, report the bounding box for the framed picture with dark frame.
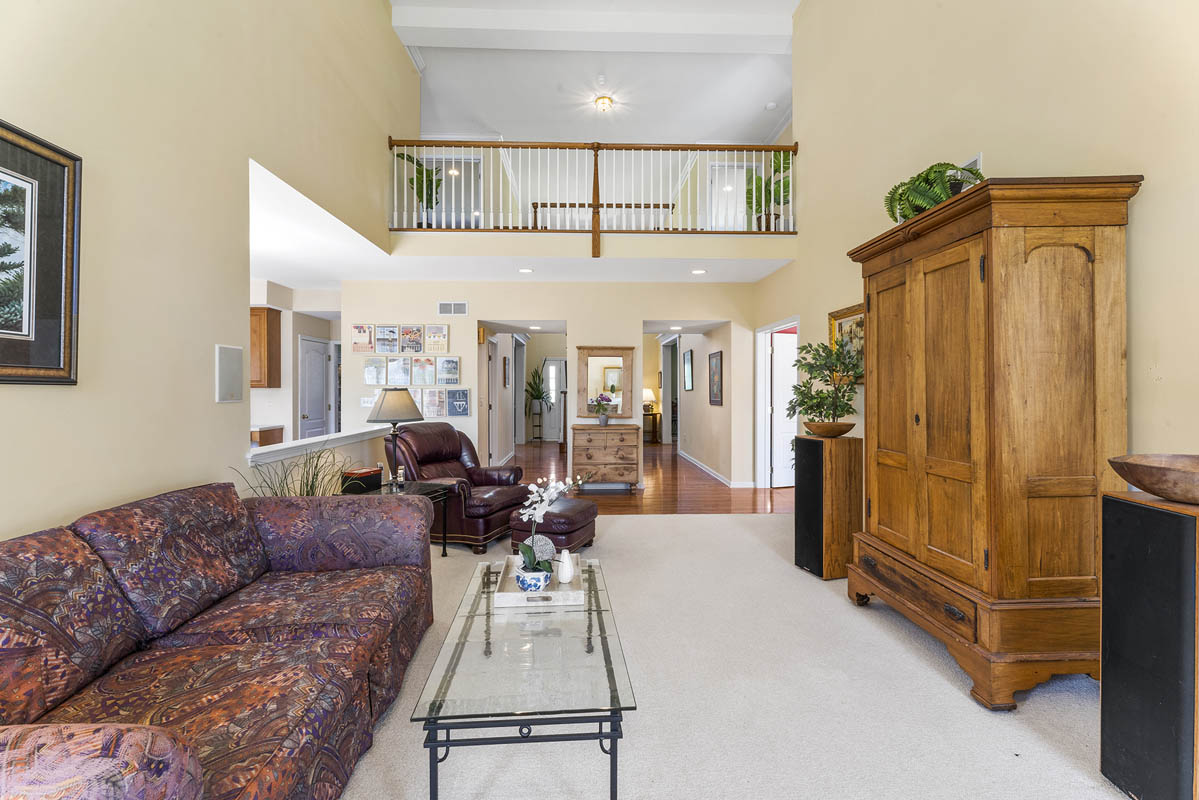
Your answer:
[682,349,693,391]
[0,119,81,384]
[709,350,723,406]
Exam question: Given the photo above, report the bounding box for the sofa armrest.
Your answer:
[0,723,202,800]
[468,465,524,486]
[244,494,433,572]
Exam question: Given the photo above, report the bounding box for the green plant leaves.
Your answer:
[884,162,985,223]
[786,337,863,422]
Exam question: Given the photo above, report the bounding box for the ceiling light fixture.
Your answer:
[765,102,778,111]
[722,185,734,192]
[594,95,614,112]
[529,325,542,330]
[448,167,460,176]
[670,326,682,331]
[691,269,707,275]
[518,268,534,273]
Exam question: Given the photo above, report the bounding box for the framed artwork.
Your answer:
[447,389,469,417]
[387,356,410,386]
[0,120,81,383]
[602,366,622,391]
[709,350,723,406]
[436,356,460,385]
[410,389,423,415]
[828,302,865,383]
[375,324,399,354]
[401,325,424,353]
[503,355,510,387]
[425,324,449,353]
[422,388,447,418]
[363,357,386,386]
[682,349,694,391]
[411,356,435,386]
[351,324,374,353]
[658,371,662,389]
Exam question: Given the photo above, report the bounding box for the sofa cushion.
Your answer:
[465,483,530,517]
[0,528,147,724]
[42,639,372,800]
[151,567,427,719]
[0,723,203,800]
[70,483,268,637]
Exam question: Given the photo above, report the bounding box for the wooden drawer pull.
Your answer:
[943,603,966,622]
[861,555,878,569]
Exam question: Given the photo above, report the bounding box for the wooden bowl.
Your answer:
[803,421,855,438]
[1108,454,1199,504]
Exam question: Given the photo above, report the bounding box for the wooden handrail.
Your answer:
[389,137,798,153]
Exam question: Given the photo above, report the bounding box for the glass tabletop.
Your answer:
[411,559,636,721]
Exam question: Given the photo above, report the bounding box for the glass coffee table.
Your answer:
[412,559,635,799]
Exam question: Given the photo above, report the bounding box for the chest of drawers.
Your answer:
[571,424,640,489]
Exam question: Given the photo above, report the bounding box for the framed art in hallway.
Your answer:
[0,119,81,384]
[683,349,693,391]
[374,324,399,354]
[436,356,459,385]
[424,323,448,353]
[709,350,723,405]
[401,325,423,353]
[387,356,410,385]
[411,356,435,386]
[363,357,386,386]
[828,302,865,382]
[423,388,447,417]
[351,324,374,353]
[447,389,469,416]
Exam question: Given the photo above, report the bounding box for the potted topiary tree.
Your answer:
[786,336,864,437]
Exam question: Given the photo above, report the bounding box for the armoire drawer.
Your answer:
[856,542,977,642]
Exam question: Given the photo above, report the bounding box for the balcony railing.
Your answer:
[389,138,797,257]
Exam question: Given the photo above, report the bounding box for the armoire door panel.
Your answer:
[875,462,913,551]
[991,226,1105,599]
[910,238,989,590]
[874,279,910,455]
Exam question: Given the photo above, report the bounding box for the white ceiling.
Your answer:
[643,319,726,334]
[482,320,568,334]
[249,160,788,288]
[416,48,791,143]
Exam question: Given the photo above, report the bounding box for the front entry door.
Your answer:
[770,329,798,488]
[540,357,567,443]
[298,337,329,439]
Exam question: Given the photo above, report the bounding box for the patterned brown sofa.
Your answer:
[0,483,432,800]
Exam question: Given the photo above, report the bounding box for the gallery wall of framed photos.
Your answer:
[351,322,469,418]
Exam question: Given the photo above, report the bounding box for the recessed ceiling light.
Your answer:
[519,268,534,273]
[691,269,707,275]
[722,185,733,192]
[594,95,614,112]
[670,326,682,331]
[448,167,460,176]
[529,325,542,330]
[766,102,778,111]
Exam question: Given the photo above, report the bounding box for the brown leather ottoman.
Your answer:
[509,496,598,552]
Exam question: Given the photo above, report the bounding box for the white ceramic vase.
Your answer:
[555,548,575,584]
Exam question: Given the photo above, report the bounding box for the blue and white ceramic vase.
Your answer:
[515,566,552,592]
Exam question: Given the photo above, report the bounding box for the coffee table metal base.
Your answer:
[423,711,622,799]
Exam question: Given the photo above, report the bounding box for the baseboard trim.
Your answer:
[495,450,515,466]
[677,450,755,488]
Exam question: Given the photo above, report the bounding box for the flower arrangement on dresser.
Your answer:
[592,393,613,425]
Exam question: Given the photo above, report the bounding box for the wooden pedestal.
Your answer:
[793,435,862,579]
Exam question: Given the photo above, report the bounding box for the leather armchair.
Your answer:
[386,422,526,553]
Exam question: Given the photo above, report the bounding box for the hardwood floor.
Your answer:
[510,442,793,515]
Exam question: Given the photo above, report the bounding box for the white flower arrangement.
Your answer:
[516,476,582,573]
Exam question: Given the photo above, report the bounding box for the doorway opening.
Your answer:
[478,320,567,467]
[755,315,801,488]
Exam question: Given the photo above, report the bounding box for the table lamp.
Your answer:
[366,388,423,487]
[642,387,656,412]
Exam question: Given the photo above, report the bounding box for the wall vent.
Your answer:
[438,301,468,316]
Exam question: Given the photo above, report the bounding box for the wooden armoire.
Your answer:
[845,176,1142,709]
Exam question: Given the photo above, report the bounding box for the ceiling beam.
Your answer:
[391,5,792,55]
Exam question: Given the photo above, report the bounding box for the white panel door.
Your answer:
[770,331,798,487]
[540,357,567,442]
[299,337,329,439]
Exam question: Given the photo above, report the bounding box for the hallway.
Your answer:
[510,442,793,515]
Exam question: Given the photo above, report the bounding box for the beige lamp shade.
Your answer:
[367,388,423,424]
[642,387,656,404]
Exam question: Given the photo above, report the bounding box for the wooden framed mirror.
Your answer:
[576,346,635,418]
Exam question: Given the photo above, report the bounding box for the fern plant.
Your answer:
[884,162,985,223]
[785,337,864,423]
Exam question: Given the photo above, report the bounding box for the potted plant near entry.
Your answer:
[525,367,554,420]
[395,153,443,228]
[884,162,985,223]
[786,336,864,437]
[593,393,613,426]
[515,477,581,590]
[746,150,792,231]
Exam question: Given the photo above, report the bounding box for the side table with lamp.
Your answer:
[365,388,454,557]
[642,388,660,444]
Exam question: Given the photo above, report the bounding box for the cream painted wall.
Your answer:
[340,282,758,484]
[0,0,418,538]
[676,324,751,485]
[642,334,661,408]
[759,0,1199,454]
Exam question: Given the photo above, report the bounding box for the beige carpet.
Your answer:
[344,514,1124,799]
